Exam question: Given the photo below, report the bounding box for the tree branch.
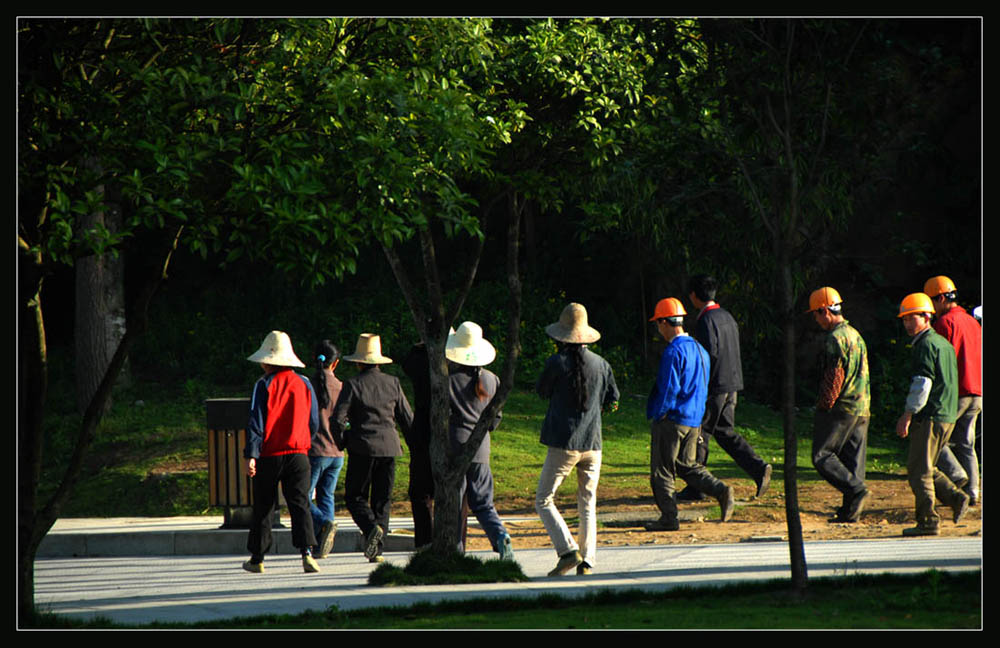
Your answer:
[34,224,183,544]
[444,192,503,327]
[448,189,523,469]
[381,240,428,341]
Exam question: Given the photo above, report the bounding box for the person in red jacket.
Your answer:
[925,276,982,506]
[242,331,321,574]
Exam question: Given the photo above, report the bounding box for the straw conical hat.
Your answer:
[343,333,393,364]
[545,303,601,344]
[247,330,306,368]
[446,321,496,367]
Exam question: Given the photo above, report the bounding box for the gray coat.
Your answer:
[536,347,619,451]
[448,365,502,464]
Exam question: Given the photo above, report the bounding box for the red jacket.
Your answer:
[244,369,319,458]
[933,306,982,397]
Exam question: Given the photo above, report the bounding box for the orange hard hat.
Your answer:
[898,293,934,318]
[807,287,842,313]
[923,276,956,298]
[650,297,687,321]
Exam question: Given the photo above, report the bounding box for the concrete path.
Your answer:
[33,516,982,627]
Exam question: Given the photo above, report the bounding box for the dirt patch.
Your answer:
[454,475,983,552]
[149,458,207,475]
[161,455,982,548]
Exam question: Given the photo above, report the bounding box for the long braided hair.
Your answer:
[312,339,340,410]
[450,362,491,402]
[562,342,589,411]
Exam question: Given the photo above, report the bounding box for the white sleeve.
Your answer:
[905,376,933,414]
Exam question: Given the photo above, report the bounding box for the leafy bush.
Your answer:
[368,548,529,586]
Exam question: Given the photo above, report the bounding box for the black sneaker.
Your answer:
[363,525,384,561]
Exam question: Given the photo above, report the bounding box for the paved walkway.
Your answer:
[33,516,982,626]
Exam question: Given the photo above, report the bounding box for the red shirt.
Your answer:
[933,306,982,397]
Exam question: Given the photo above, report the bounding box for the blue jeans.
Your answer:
[308,455,344,531]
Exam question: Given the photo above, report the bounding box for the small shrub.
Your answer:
[368,549,529,586]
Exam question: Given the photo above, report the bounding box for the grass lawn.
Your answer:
[39,379,910,517]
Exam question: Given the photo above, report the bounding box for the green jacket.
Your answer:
[910,327,959,424]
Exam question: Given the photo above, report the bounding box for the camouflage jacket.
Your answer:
[817,320,871,417]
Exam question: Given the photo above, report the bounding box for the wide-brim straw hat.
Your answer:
[343,333,393,364]
[247,330,306,368]
[546,303,601,344]
[446,321,496,367]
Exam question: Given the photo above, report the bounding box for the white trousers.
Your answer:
[534,447,602,567]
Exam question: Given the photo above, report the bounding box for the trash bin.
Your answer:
[206,398,255,528]
[206,397,289,529]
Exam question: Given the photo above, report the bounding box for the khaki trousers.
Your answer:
[907,419,963,528]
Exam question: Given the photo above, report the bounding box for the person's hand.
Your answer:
[895,412,912,439]
[246,457,257,477]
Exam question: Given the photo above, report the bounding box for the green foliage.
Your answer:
[866,315,920,439]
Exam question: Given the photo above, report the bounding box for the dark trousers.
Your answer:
[247,453,316,558]
[345,454,396,554]
[458,462,508,552]
[651,418,727,522]
[694,392,767,482]
[408,445,471,549]
[812,409,869,509]
[407,445,435,548]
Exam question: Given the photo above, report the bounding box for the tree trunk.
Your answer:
[18,226,181,624]
[75,186,126,414]
[428,333,464,552]
[779,249,808,592]
[429,191,523,555]
[18,264,47,624]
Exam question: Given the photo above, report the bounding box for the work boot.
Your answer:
[755,464,773,499]
[952,492,970,524]
[548,550,582,576]
[902,524,940,537]
[718,485,735,522]
[676,486,707,502]
[843,487,870,523]
[644,517,680,531]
